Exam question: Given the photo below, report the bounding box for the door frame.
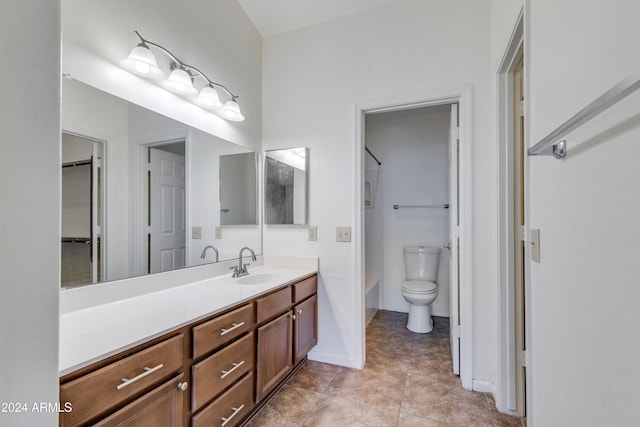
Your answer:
[354,85,474,389]
[496,9,529,415]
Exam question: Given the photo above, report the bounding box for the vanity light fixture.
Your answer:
[120,30,244,121]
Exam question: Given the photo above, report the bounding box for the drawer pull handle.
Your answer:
[116,364,164,391]
[221,404,245,427]
[220,360,245,379]
[220,322,245,336]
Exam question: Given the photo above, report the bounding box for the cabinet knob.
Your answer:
[290,313,297,320]
[298,309,303,314]
[178,382,189,391]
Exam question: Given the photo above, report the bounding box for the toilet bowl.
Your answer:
[401,246,440,333]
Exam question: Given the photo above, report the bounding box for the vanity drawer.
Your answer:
[192,332,254,411]
[293,275,317,303]
[255,286,292,324]
[191,372,254,427]
[60,334,184,426]
[92,374,185,427]
[193,303,253,359]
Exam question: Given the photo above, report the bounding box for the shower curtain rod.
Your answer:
[365,146,382,165]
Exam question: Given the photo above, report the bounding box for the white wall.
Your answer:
[365,107,451,317]
[0,1,60,425]
[62,0,262,152]
[526,0,640,424]
[263,0,494,378]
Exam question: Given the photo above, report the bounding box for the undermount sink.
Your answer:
[235,273,286,285]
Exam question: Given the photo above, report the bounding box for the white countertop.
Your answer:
[59,264,317,376]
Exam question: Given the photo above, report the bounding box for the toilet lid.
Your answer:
[402,280,437,294]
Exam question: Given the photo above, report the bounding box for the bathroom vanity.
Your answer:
[59,264,318,426]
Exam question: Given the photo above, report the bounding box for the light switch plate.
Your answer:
[308,226,317,241]
[191,226,202,239]
[336,226,351,242]
[531,228,540,262]
[215,226,222,239]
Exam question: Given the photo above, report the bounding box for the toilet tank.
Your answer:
[403,246,440,281]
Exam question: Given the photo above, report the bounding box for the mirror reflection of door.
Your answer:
[61,133,104,288]
[147,141,186,274]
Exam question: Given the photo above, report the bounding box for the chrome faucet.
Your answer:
[231,246,256,278]
[200,245,219,262]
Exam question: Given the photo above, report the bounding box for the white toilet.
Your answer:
[401,246,440,333]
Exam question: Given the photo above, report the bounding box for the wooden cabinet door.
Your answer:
[256,311,293,401]
[293,294,318,365]
[92,374,185,427]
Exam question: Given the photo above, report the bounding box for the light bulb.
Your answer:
[217,99,245,121]
[120,44,164,79]
[162,68,197,97]
[193,85,223,111]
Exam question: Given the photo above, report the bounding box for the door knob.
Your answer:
[444,243,452,250]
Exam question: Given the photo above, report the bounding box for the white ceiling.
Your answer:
[237,0,404,37]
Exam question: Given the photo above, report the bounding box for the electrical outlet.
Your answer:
[308,226,317,241]
[215,226,222,239]
[191,226,202,239]
[336,226,351,242]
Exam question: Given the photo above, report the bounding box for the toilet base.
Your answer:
[406,304,434,333]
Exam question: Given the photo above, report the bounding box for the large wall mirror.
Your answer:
[265,148,309,226]
[61,79,261,288]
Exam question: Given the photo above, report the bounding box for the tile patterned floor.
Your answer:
[246,310,524,427]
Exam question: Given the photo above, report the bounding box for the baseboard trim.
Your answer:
[307,351,357,369]
[382,304,450,318]
[472,379,496,395]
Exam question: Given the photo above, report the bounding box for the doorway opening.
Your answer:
[143,140,187,274]
[355,87,473,389]
[61,132,105,288]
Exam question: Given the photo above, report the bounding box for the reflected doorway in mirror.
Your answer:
[147,142,187,274]
[61,133,105,288]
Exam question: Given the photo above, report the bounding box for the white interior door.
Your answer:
[448,103,461,375]
[149,147,186,273]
